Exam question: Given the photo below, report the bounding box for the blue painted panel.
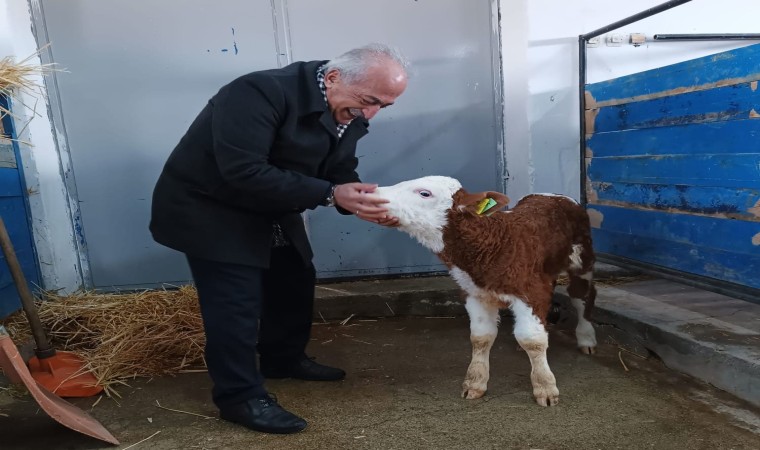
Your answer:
[0,197,37,317]
[587,154,760,189]
[0,285,21,317]
[0,246,36,290]
[592,228,760,290]
[589,204,760,258]
[0,197,38,285]
[586,43,760,106]
[585,43,760,294]
[0,168,24,197]
[587,119,760,158]
[591,182,760,218]
[0,95,39,319]
[591,81,760,133]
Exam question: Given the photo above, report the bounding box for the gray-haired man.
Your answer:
[150,44,408,434]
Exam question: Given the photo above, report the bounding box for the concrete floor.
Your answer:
[2,316,760,450]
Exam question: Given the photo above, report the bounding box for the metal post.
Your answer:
[578,36,587,205]
[654,33,760,41]
[582,0,694,40]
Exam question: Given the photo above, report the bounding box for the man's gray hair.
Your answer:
[325,43,409,85]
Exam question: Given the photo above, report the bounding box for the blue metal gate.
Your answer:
[584,43,760,299]
[0,96,40,318]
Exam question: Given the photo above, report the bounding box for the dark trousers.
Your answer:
[186,245,316,408]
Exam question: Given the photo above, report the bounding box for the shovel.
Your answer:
[0,215,119,444]
[0,216,102,397]
[0,325,120,445]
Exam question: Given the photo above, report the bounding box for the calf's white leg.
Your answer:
[568,272,597,355]
[462,296,499,399]
[571,297,597,354]
[509,298,559,406]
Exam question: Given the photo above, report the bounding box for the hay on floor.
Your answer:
[3,286,205,397]
[1,273,650,397]
[555,274,651,286]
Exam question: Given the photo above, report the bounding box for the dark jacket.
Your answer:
[150,60,367,267]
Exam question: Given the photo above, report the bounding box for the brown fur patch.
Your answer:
[567,274,597,321]
[441,190,595,326]
[479,293,507,311]
[584,284,597,321]
[567,277,590,299]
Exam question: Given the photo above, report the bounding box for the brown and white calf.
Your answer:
[376,176,597,406]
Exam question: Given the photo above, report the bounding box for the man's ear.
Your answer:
[453,189,510,216]
[324,69,340,88]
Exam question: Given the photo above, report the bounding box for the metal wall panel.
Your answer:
[287,0,504,278]
[37,0,503,287]
[39,0,280,288]
[585,43,760,295]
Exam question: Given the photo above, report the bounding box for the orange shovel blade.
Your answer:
[0,335,119,445]
[28,351,104,398]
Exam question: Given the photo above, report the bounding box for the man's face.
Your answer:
[324,60,407,125]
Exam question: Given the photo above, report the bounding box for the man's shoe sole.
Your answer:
[220,415,308,434]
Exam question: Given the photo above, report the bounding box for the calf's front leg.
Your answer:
[509,298,559,406]
[462,296,499,399]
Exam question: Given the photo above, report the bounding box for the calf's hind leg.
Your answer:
[567,272,597,355]
[462,296,500,399]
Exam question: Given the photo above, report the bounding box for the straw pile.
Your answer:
[0,48,58,138]
[4,286,206,397]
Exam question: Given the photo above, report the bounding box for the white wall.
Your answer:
[0,0,85,293]
[502,0,760,202]
[2,0,760,291]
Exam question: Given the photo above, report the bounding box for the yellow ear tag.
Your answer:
[476,197,498,215]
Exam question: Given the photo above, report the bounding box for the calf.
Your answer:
[376,176,597,406]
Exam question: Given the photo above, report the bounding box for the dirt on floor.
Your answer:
[1,316,759,450]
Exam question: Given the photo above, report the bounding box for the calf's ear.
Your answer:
[484,191,510,213]
[453,190,510,216]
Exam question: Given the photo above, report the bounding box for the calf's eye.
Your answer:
[419,190,432,198]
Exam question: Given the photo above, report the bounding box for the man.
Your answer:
[149,43,408,434]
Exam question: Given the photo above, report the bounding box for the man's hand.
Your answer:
[374,215,400,227]
[333,182,400,227]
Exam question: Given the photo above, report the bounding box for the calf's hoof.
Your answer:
[579,346,596,355]
[461,387,486,399]
[535,394,560,407]
[533,386,560,407]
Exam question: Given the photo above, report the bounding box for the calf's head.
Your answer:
[376,176,509,253]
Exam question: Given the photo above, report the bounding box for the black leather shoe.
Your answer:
[219,395,307,434]
[262,356,346,381]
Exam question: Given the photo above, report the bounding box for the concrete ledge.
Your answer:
[313,262,637,320]
[554,283,760,408]
[315,270,760,408]
[315,277,463,320]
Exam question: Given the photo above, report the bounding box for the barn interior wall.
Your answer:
[2,0,758,291]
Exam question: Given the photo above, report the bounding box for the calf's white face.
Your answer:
[375,176,462,253]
